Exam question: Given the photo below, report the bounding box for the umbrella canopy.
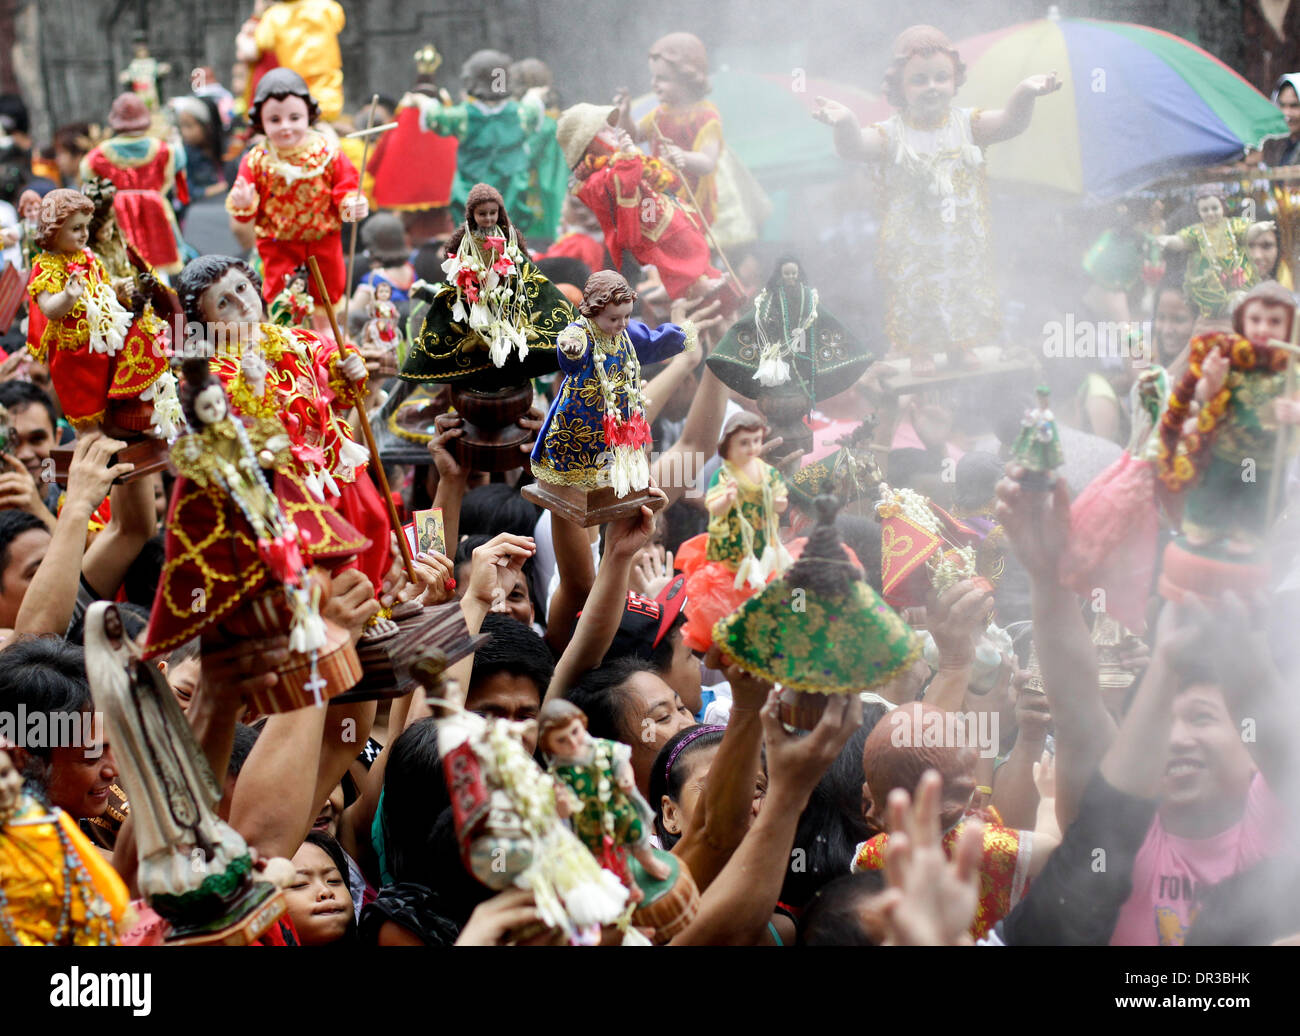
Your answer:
[856,17,1288,198]
[631,69,878,187]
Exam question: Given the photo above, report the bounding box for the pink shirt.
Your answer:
[1110,774,1284,946]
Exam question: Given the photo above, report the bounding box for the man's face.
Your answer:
[467,672,541,754]
[9,402,54,484]
[46,728,117,820]
[1279,84,1300,136]
[199,269,263,349]
[0,526,51,628]
[661,626,702,716]
[1161,685,1256,813]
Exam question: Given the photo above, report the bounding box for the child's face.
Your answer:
[54,212,91,253]
[178,111,204,146]
[261,94,311,151]
[595,124,633,153]
[472,201,500,231]
[1241,299,1291,347]
[727,428,764,463]
[649,58,690,107]
[592,299,633,337]
[900,52,957,120]
[1197,196,1225,224]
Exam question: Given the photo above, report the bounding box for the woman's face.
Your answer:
[260,94,310,151]
[592,299,633,337]
[284,842,353,946]
[53,211,91,253]
[46,724,117,820]
[660,742,765,839]
[1279,84,1300,136]
[623,671,695,793]
[1154,289,1194,365]
[178,111,204,146]
[1196,195,1225,225]
[900,52,957,121]
[1249,231,1279,279]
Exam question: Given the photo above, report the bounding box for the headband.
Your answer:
[664,724,725,783]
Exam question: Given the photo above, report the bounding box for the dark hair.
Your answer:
[0,637,92,766]
[167,637,202,672]
[0,510,48,590]
[0,380,58,433]
[454,533,546,628]
[649,724,725,847]
[176,254,263,329]
[0,95,31,136]
[796,871,888,946]
[458,483,540,538]
[955,451,1004,512]
[535,256,592,291]
[886,448,944,491]
[380,719,489,926]
[764,255,805,294]
[836,516,883,594]
[564,656,658,744]
[780,721,874,911]
[647,612,686,674]
[248,68,321,135]
[227,722,260,779]
[300,831,359,944]
[123,534,165,611]
[469,613,554,698]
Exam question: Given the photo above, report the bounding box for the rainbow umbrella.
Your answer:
[856,17,1287,198]
[630,69,879,187]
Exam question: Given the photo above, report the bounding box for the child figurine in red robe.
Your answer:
[225,69,367,313]
[26,189,178,438]
[619,32,722,227]
[557,103,728,305]
[80,93,188,275]
[177,255,391,594]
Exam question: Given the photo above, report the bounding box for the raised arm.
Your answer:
[811,96,884,163]
[995,466,1116,829]
[546,492,660,701]
[671,691,862,945]
[14,433,132,636]
[971,73,1061,147]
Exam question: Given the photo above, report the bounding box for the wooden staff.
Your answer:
[307,254,416,583]
[341,93,380,336]
[646,117,745,293]
[345,121,398,139]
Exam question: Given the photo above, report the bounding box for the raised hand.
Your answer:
[811,96,855,126]
[994,463,1071,584]
[1021,71,1061,96]
[227,178,257,212]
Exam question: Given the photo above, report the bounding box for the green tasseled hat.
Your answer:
[713,496,920,694]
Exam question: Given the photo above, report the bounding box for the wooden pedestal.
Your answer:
[449,383,533,473]
[521,480,667,528]
[50,437,171,486]
[163,884,286,946]
[630,850,699,944]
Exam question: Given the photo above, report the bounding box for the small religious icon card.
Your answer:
[413,506,445,556]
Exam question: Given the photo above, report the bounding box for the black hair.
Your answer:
[458,483,540,538]
[886,447,944,491]
[0,510,48,591]
[564,656,658,745]
[227,722,260,779]
[647,612,686,674]
[0,637,91,781]
[836,515,883,594]
[65,600,149,648]
[954,450,1004,512]
[534,256,592,291]
[796,871,889,946]
[764,254,806,294]
[649,725,725,848]
[380,718,490,928]
[0,380,58,434]
[122,534,165,612]
[248,68,321,135]
[167,637,201,671]
[469,613,554,698]
[780,721,874,911]
[0,95,30,136]
[299,831,359,944]
[455,532,546,628]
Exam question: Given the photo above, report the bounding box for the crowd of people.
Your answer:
[0,1,1297,958]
